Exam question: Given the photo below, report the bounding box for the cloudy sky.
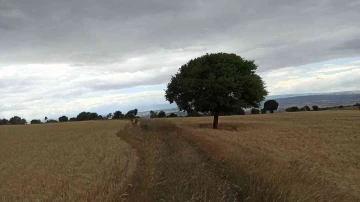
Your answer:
[1,0,359,119]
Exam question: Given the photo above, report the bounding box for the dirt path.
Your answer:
[118,120,284,202]
[117,140,138,198]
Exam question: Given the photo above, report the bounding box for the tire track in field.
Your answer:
[118,121,241,202]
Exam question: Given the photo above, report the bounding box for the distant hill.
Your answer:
[274,92,360,110]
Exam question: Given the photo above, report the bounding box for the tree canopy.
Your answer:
[31,119,42,124]
[157,111,166,118]
[76,112,100,121]
[112,111,124,119]
[312,105,319,111]
[0,118,9,125]
[165,53,268,129]
[263,100,279,113]
[59,116,69,122]
[9,116,27,125]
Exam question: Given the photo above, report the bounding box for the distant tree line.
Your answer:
[149,110,179,118]
[248,100,280,115]
[0,116,27,125]
[285,103,360,112]
[151,100,278,118]
[0,108,139,125]
[1,101,358,126]
[285,105,318,112]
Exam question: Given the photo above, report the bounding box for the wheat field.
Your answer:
[171,110,360,201]
[121,110,359,201]
[0,121,137,202]
[1,111,359,201]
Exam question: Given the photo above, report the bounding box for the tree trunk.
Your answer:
[213,112,219,129]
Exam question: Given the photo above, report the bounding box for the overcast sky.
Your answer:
[1,0,360,120]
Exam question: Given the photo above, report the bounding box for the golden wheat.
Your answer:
[172,110,360,201]
[0,121,137,202]
[1,110,359,201]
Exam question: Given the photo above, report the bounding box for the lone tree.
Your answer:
[165,53,267,129]
[263,100,279,113]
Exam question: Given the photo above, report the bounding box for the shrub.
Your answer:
[30,119,42,124]
[285,106,300,112]
[301,106,311,111]
[58,116,69,122]
[251,108,260,114]
[157,111,166,118]
[312,105,319,111]
[112,111,124,119]
[168,113,178,117]
[0,118,9,125]
[9,116,26,125]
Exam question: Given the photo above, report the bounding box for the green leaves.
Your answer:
[263,100,279,113]
[165,53,268,116]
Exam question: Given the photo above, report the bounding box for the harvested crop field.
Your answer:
[0,121,137,201]
[1,110,359,202]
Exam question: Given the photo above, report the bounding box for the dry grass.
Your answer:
[172,110,360,201]
[0,121,137,202]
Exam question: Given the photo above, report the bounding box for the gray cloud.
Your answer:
[1,0,359,69]
[336,38,360,51]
